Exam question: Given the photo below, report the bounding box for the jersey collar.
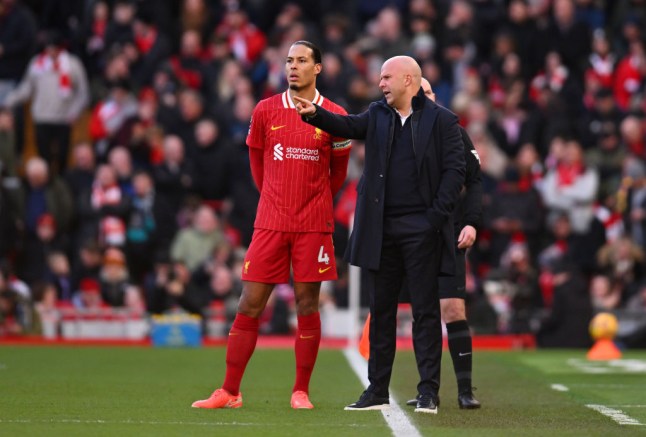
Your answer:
[282,89,324,108]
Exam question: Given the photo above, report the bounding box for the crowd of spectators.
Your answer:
[0,0,645,346]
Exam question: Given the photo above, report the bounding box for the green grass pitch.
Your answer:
[1,345,645,436]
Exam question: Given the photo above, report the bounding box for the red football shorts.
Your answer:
[241,229,337,283]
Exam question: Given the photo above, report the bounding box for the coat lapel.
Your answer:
[414,99,439,172]
[378,103,393,172]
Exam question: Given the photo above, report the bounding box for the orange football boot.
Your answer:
[191,388,242,409]
[290,391,314,409]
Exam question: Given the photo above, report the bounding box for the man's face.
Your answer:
[133,174,152,196]
[379,60,407,107]
[27,172,45,188]
[45,44,60,58]
[285,44,321,92]
[181,31,201,57]
[163,138,184,162]
[195,120,218,146]
[75,145,94,170]
[96,165,116,187]
[179,92,202,121]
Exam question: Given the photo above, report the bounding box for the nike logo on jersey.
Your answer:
[271,125,286,131]
[299,334,316,340]
[318,266,332,274]
[459,352,472,356]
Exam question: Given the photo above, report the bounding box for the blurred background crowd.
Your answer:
[0,0,645,347]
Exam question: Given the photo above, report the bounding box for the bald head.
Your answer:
[421,78,436,101]
[25,157,49,188]
[379,56,422,113]
[384,56,422,80]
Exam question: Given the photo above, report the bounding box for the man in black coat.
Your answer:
[294,56,464,414]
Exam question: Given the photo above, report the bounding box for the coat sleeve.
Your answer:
[67,57,90,121]
[301,104,370,140]
[461,127,483,230]
[427,109,465,231]
[3,59,36,108]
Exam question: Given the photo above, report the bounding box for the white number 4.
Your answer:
[318,246,330,264]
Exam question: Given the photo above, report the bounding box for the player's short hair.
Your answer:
[292,40,322,64]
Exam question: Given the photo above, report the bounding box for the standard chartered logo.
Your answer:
[286,147,319,161]
[273,143,284,160]
[273,144,320,161]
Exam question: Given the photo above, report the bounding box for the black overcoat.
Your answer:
[303,88,465,275]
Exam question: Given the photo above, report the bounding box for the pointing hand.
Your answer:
[292,95,316,116]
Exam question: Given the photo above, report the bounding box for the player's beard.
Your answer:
[289,78,314,92]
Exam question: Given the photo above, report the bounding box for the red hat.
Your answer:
[37,213,56,229]
[138,87,157,103]
[511,232,526,243]
[79,278,100,294]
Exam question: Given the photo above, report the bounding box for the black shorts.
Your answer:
[438,247,466,300]
[398,247,466,303]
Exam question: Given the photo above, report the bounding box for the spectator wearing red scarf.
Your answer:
[2,31,89,175]
[214,7,266,68]
[167,30,209,93]
[89,79,138,156]
[613,40,645,111]
[620,115,646,158]
[76,164,131,249]
[130,11,171,86]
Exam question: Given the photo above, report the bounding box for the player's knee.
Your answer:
[237,297,265,318]
[441,300,466,323]
[236,305,263,318]
[295,297,318,316]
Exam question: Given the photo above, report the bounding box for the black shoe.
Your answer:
[407,394,440,407]
[458,390,481,409]
[414,394,439,414]
[345,391,390,410]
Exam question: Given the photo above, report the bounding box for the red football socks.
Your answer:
[222,313,260,396]
[293,312,321,393]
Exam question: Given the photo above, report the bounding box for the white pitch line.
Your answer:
[605,405,646,408]
[0,419,255,427]
[586,404,645,426]
[343,348,422,437]
[550,384,569,392]
[0,418,375,428]
[568,384,646,388]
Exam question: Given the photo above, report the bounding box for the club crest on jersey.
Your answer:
[313,128,323,140]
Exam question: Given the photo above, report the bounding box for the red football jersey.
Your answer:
[246,89,350,232]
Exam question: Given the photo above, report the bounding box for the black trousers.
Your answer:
[366,212,442,398]
[35,122,71,175]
